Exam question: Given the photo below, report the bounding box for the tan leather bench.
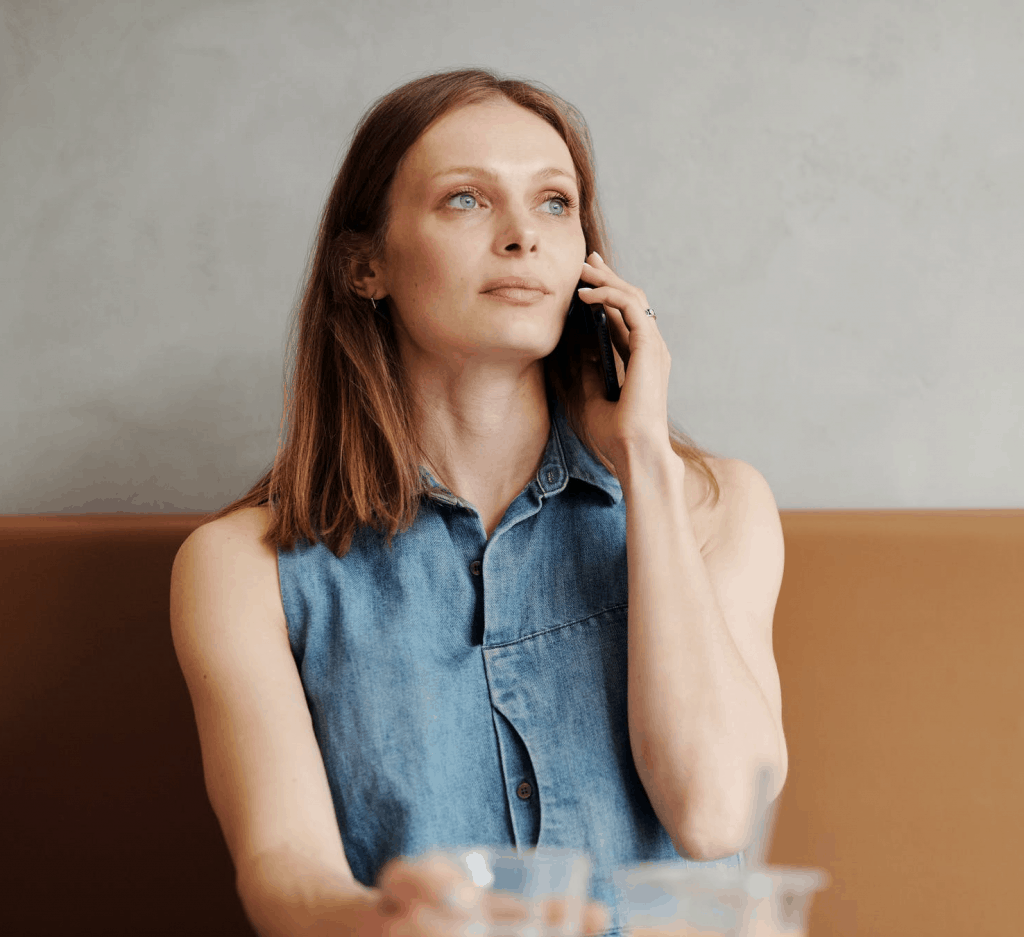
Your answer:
[2,511,1020,936]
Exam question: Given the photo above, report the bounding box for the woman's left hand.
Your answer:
[577,251,674,472]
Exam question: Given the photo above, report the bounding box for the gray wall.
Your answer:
[2,0,1021,513]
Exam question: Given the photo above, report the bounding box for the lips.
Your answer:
[482,276,550,293]
[485,287,547,304]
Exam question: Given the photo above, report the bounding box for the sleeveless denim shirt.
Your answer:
[278,390,743,936]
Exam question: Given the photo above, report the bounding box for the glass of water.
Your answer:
[436,845,593,937]
[612,861,828,937]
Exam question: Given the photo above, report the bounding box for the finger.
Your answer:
[577,285,644,336]
[536,895,611,937]
[377,854,477,915]
[480,890,531,925]
[583,254,648,308]
[421,856,483,919]
[536,895,587,935]
[400,903,475,937]
[582,253,627,287]
[375,858,412,916]
[583,900,611,936]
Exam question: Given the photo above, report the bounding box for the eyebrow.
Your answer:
[432,165,578,186]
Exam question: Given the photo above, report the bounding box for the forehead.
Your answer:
[397,101,577,190]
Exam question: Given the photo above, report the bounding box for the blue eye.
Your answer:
[446,187,577,215]
[546,197,567,216]
[449,191,479,210]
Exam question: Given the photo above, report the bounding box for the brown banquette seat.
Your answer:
[1,511,1020,936]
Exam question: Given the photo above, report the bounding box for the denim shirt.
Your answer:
[278,392,743,935]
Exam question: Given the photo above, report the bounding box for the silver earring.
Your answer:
[370,297,378,310]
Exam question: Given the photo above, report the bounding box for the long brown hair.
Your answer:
[204,67,721,557]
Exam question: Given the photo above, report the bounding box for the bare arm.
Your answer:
[621,454,787,861]
[170,507,366,935]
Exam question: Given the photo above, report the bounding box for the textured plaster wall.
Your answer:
[2,0,1021,512]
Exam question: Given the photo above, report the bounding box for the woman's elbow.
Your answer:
[236,848,370,937]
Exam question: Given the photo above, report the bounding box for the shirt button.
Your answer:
[470,560,482,576]
[516,781,533,800]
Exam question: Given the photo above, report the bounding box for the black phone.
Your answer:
[568,279,620,401]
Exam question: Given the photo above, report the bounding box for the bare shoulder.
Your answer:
[172,505,284,635]
[695,457,782,558]
[186,504,275,548]
[178,505,276,566]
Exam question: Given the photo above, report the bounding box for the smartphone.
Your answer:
[568,279,621,401]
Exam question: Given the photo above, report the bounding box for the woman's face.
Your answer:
[375,99,587,372]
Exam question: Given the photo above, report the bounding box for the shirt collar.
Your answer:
[417,389,622,507]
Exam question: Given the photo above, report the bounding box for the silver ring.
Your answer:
[644,307,656,319]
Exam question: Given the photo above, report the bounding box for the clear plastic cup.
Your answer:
[435,846,593,937]
[612,861,828,937]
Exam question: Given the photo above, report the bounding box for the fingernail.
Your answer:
[591,251,603,263]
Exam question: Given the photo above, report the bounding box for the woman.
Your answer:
[170,67,788,937]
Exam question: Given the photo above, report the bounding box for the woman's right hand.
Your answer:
[360,853,611,936]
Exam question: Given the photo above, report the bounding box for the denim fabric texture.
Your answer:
[277,389,743,936]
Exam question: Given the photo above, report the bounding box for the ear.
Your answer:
[348,256,388,301]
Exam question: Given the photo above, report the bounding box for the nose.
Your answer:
[497,205,540,253]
